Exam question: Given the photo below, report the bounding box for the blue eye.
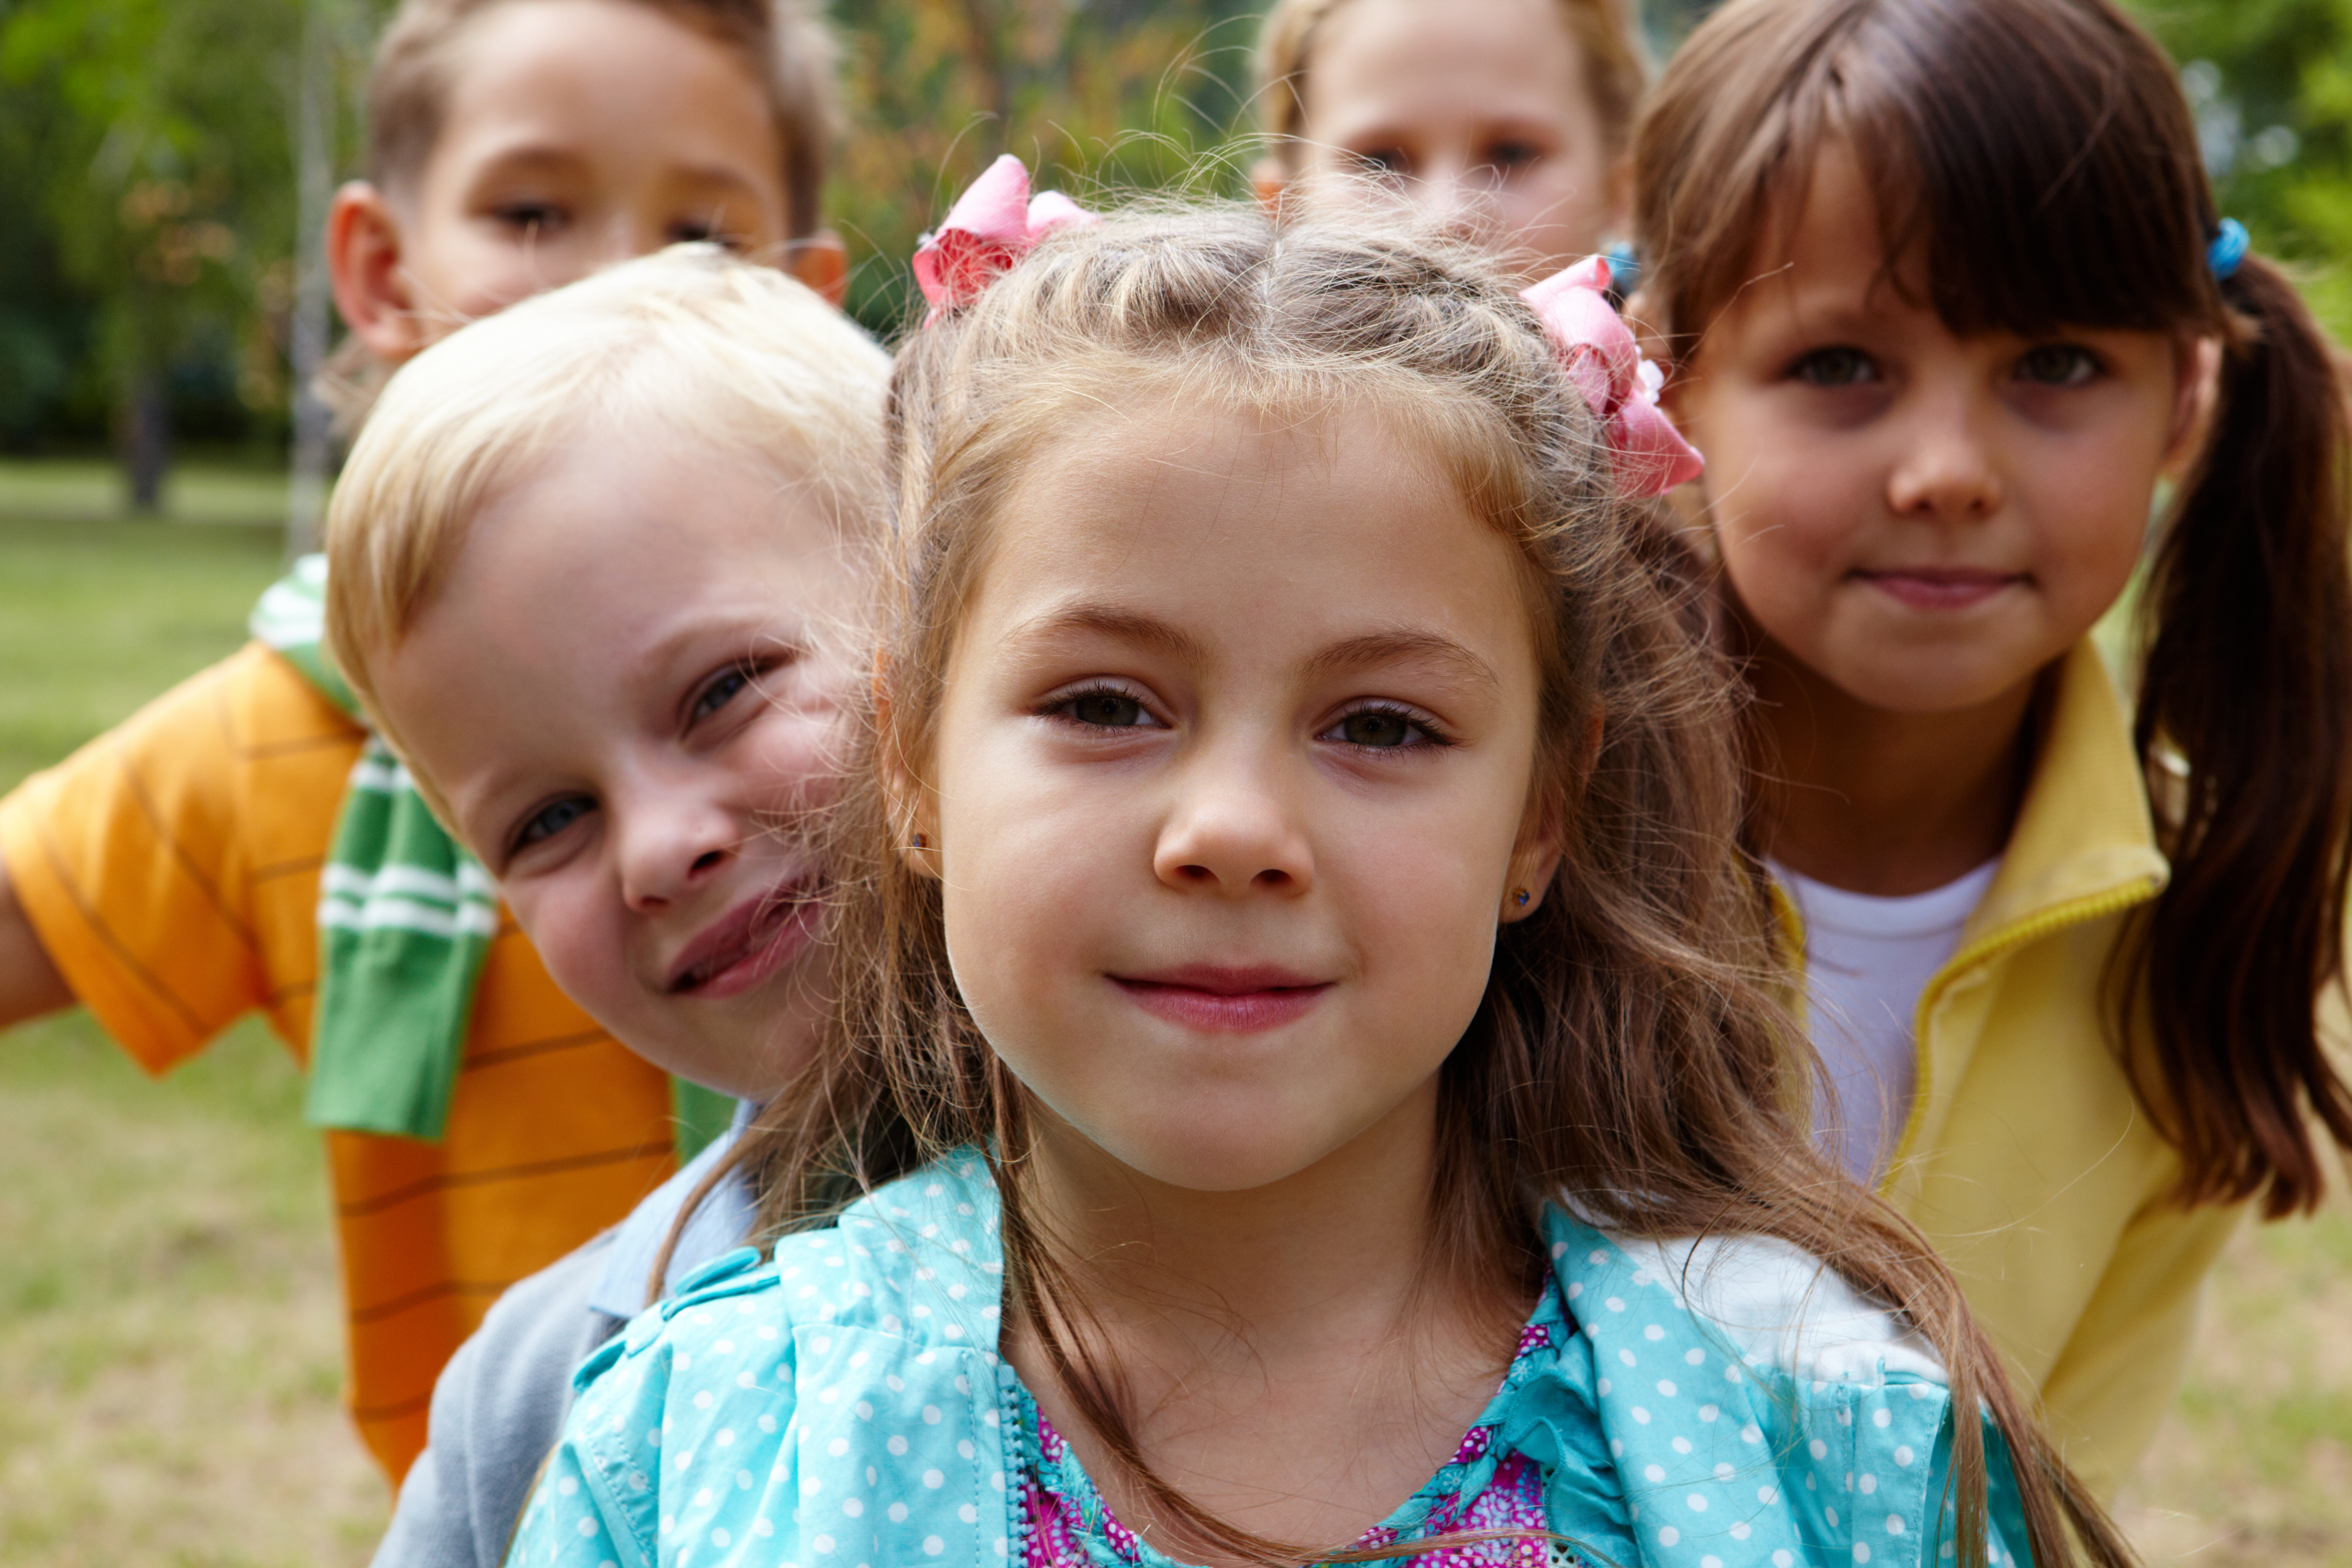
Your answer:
[1791,347,1879,387]
[516,795,594,851]
[691,667,752,724]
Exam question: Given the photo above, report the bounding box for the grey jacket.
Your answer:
[370,1119,753,1568]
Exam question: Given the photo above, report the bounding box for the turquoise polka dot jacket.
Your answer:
[506,1155,2030,1568]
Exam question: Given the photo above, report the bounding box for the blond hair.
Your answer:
[323,244,891,807]
[1255,0,1650,171]
[710,203,2126,1568]
[366,0,838,242]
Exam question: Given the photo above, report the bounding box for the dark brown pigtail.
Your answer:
[2128,251,2352,1217]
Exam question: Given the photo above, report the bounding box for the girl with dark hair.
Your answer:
[1635,0,2352,1501]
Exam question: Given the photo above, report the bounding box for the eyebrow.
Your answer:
[1303,630,1500,695]
[1006,605,1499,693]
[1004,604,1211,665]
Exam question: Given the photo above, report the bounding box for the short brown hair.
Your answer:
[365,0,838,241]
[1255,0,1648,172]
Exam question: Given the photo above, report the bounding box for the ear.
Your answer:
[327,181,427,364]
[1500,793,1568,924]
[788,229,850,308]
[2163,333,2223,477]
[873,658,942,880]
[1249,154,1288,217]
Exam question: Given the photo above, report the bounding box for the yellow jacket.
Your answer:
[1782,640,2242,1502]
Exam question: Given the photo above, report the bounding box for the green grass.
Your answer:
[0,460,387,1566]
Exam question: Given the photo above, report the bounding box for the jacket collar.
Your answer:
[1963,640,2168,948]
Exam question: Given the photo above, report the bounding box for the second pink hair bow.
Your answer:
[912,154,1099,324]
[1521,257,1703,497]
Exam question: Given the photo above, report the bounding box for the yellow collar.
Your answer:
[1960,640,2168,952]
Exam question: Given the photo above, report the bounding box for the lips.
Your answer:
[1852,566,2025,611]
[1109,963,1333,1035]
[665,876,823,999]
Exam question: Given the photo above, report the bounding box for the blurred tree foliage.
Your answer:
[1,0,2347,472]
[0,0,382,477]
[828,0,1260,332]
[2124,0,2352,336]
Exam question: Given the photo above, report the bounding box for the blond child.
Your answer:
[315,246,890,1565]
[1253,0,1646,279]
[0,0,843,1481]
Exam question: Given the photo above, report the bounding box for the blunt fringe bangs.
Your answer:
[1640,0,2352,1220]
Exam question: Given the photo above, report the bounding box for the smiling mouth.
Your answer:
[1109,965,1334,1035]
[667,876,824,998]
[1852,567,2026,611]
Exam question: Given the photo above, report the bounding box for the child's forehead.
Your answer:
[404,0,788,199]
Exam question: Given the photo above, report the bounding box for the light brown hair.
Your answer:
[1255,0,1649,172]
[1635,0,2352,1219]
[366,0,838,241]
[709,203,2132,1567]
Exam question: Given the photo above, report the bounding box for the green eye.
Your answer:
[1068,691,1148,728]
[1338,710,1413,747]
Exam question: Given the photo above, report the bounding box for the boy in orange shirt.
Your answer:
[0,0,846,1483]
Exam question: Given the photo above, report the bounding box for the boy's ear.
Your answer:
[789,230,850,308]
[328,180,427,363]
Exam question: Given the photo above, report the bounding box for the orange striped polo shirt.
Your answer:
[0,641,677,1482]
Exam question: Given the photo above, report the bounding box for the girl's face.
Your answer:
[1668,143,2208,714]
[909,404,1559,1194]
[1288,0,1624,280]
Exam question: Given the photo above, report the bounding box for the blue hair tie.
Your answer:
[2208,217,2249,281]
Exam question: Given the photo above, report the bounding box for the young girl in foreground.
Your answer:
[508,197,2128,1565]
[1636,0,2352,1500]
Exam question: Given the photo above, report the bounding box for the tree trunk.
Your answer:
[123,367,169,514]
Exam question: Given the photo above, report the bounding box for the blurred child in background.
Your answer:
[1253,0,1646,279]
[0,0,846,1482]
[1635,0,2352,1499]
[513,181,2129,1568]
[320,247,890,1568]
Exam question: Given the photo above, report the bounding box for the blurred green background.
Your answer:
[2,0,2351,1563]
[5,0,2346,509]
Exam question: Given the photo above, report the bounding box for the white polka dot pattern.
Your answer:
[504,1159,2029,1568]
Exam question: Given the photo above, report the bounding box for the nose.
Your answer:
[1152,742,1315,897]
[1411,164,1483,240]
[613,779,741,912]
[1886,387,2004,521]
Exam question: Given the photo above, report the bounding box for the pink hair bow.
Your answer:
[1520,257,1703,497]
[912,154,1099,324]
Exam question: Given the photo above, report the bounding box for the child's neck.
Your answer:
[1747,632,2042,897]
[1005,1078,1530,1565]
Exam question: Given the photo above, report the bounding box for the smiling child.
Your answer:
[322,246,890,1565]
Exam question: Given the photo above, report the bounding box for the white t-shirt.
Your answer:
[1770,857,2001,1183]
